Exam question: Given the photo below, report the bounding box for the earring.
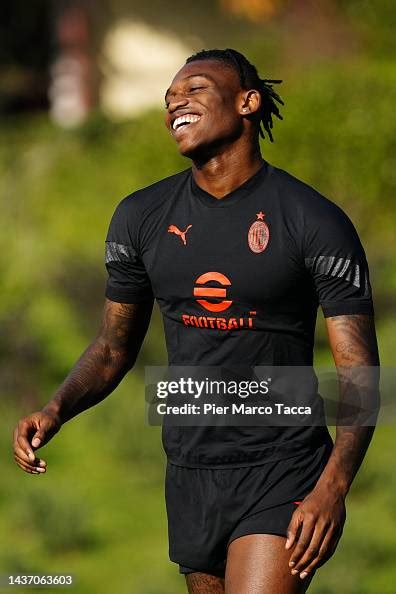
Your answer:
[242,108,248,112]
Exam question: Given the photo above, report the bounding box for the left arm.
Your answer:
[285,314,380,580]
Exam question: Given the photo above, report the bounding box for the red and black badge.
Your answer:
[248,211,269,253]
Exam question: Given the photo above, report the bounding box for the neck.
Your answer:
[191,138,263,199]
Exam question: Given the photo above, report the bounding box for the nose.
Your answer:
[167,93,189,113]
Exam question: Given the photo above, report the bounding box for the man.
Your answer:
[14,49,379,593]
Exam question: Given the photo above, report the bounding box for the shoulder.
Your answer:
[106,169,191,243]
[115,168,191,216]
[269,164,355,231]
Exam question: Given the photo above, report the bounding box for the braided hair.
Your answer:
[185,48,284,142]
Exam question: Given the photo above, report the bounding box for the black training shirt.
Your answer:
[105,161,374,467]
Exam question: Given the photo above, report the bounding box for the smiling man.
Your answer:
[13,49,379,593]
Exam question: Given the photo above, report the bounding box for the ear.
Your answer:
[240,89,261,116]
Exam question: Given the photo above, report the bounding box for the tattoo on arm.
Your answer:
[317,314,380,495]
[328,314,379,366]
[42,298,153,423]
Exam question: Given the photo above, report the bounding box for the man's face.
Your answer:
[164,59,245,158]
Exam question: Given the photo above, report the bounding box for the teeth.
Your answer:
[172,114,201,130]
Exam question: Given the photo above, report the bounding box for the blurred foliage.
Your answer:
[1,4,395,591]
[335,0,396,57]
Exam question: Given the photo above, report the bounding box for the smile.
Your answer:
[172,114,201,131]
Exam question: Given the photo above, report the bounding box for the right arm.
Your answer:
[13,297,153,474]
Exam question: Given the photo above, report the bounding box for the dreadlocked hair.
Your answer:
[185,48,284,142]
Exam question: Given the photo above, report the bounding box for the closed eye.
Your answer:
[164,85,207,108]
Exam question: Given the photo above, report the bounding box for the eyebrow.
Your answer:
[164,73,216,102]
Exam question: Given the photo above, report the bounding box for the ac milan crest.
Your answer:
[248,212,269,253]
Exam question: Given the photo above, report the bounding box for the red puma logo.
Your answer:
[168,224,192,246]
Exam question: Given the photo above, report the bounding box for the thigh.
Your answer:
[225,534,314,594]
[185,572,225,593]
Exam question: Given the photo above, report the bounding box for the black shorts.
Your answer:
[165,439,333,576]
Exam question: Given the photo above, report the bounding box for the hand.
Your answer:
[285,482,346,580]
[13,411,62,475]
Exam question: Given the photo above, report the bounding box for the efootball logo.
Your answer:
[193,271,232,312]
[181,271,255,330]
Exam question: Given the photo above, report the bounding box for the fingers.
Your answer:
[290,522,328,578]
[13,424,35,462]
[32,435,42,448]
[12,416,51,474]
[289,520,342,580]
[285,509,303,550]
[13,440,47,473]
[14,451,47,474]
[288,512,316,571]
[285,488,346,581]
[298,527,342,578]
[14,438,47,468]
[31,428,46,449]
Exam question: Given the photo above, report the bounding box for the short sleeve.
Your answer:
[104,198,154,303]
[303,200,374,317]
